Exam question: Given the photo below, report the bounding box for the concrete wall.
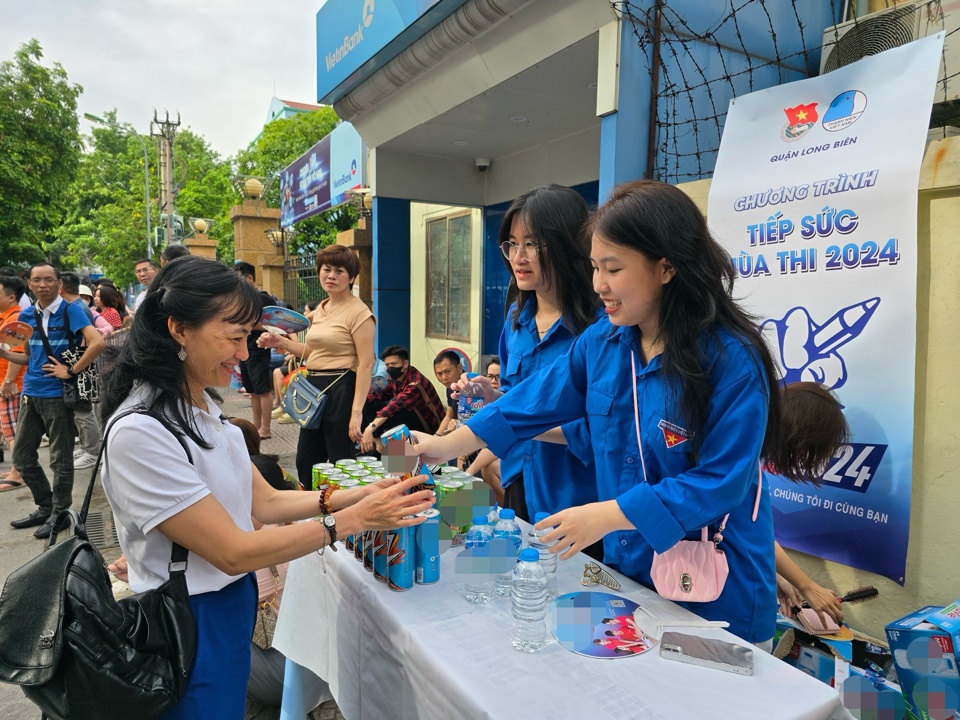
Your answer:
[679,137,960,639]
[408,202,484,398]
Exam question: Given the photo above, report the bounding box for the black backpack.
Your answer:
[0,410,197,720]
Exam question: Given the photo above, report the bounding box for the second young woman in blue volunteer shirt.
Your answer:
[455,184,601,531]
[417,180,783,643]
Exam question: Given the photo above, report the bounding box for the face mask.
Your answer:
[387,366,404,380]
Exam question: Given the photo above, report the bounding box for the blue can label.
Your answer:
[415,509,440,585]
[373,530,388,582]
[387,525,415,591]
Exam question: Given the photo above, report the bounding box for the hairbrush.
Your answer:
[791,585,878,616]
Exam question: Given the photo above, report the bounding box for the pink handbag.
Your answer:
[650,522,730,602]
[630,353,760,603]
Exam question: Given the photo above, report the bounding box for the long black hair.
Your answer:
[101,256,262,448]
[498,184,598,335]
[588,180,782,459]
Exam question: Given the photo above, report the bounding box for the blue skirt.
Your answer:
[159,573,257,720]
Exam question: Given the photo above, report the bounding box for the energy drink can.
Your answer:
[344,534,355,552]
[415,509,440,585]
[347,469,371,482]
[338,478,360,490]
[356,455,378,467]
[311,463,334,490]
[372,530,388,582]
[363,529,374,571]
[434,478,463,504]
[334,459,356,470]
[354,530,365,562]
[387,524,415,591]
[327,473,350,489]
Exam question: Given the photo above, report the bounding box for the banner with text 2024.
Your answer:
[707,34,944,584]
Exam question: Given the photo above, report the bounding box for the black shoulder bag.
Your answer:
[0,409,198,720]
[32,308,84,411]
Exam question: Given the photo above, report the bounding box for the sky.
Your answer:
[0,0,321,158]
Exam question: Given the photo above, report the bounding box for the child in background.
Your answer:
[764,382,850,629]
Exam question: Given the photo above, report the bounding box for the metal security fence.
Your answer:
[284,256,327,312]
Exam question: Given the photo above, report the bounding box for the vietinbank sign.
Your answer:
[316,0,467,104]
[280,122,366,228]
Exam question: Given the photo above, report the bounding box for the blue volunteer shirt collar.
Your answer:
[609,322,663,373]
[516,296,575,339]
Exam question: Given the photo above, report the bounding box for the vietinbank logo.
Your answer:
[324,0,374,73]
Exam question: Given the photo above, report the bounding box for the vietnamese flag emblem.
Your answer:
[657,419,691,449]
[784,103,818,126]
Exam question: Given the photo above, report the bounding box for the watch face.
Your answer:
[323,515,336,528]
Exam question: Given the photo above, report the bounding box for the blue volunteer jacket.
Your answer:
[470,317,776,642]
[497,301,598,518]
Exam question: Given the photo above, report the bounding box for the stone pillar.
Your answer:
[183,230,218,260]
[336,222,373,307]
[230,199,285,301]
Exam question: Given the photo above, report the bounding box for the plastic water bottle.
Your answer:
[463,515,494,604]
[528,512,558,600]
[511,548,548,652]
[456,376,485,427]
[486,504,500,526]
[493,508,522,596]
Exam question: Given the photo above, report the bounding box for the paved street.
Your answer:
[0,388,342,720]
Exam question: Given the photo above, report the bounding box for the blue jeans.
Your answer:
[13,395,76,515]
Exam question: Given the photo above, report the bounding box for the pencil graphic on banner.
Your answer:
[807,298,880,356]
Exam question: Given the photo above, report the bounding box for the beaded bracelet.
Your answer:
[318,486,338,515]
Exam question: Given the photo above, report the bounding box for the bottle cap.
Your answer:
[498,508,516,520]
[472,515,488,525]
[519,548,539,562]
[534,511,549,523]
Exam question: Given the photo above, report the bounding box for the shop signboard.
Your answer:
[315,0,467,103]
[280,122,366,228]
[707,35,944,584]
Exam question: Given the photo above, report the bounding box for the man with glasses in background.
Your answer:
[131,258,158,312]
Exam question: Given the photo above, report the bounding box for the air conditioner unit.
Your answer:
[820,1,957,103]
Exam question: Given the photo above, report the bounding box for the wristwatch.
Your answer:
[66,364,76,377]
[321,514,338,550]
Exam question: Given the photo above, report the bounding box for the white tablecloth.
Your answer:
[273,536,852,720]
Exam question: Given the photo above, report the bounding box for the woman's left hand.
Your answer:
[349,410,363,443]
[537,501,623,561]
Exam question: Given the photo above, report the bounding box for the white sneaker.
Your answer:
[73,449,85,460]
[74,452,98,469]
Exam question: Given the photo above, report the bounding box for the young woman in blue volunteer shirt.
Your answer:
[455,185,601,539]
[417,180,783,644]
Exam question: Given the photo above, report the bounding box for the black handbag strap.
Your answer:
[80,407,194,572]
[32,308,56,360]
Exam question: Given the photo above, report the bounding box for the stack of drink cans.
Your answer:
[335,424,441,591]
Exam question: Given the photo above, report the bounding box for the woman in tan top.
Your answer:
[259,245,375,486]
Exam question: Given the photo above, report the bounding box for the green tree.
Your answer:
[237,107,357,256]
[58,111,157,285]
[171,129,235,262]
[0,39,82,266]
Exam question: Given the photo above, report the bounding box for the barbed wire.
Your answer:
[615,0,955,184]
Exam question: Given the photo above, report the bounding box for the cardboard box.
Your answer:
[885,605,960,720]
[783,641,836,686]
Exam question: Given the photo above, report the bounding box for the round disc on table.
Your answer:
[548,591,658,658]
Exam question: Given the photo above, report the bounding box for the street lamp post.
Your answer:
[83,112,153,259]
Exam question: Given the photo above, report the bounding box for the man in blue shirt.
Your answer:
[0,263,104,539]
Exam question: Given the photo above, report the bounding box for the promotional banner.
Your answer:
[280,123,366,228]
[707,34,943,584]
